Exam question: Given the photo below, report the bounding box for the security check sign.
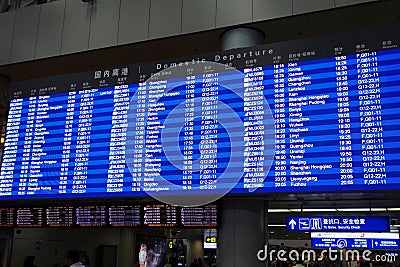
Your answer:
[286,216,389,232]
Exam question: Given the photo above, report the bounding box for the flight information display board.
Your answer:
[0,208,13,226]
[16,208,43,227]
[143,204,178,227]
[75,206,106,227]
[181,205,217,227]
[46,206,73,227]
[1,204,215,227]
[108,205,141,226]
[1,24,400,201]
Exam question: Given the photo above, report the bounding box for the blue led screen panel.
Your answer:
[1,24,400,201]
[286,216,389,232]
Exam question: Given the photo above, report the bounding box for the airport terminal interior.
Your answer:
[0,0,400,267]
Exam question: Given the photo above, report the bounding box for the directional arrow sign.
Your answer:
[289,219,296,230]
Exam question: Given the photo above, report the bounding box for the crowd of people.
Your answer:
[269,251,399,267]
[23,250,90,267]
[270,259,399,267]
[137,240,166,267]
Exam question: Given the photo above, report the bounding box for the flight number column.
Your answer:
[243,67,266,189]
[72,89,96,194]
[0,99,23,196]
[199,72,219,190]
[182,75,195,190]
[59,91,77,194]
[356,52,387,185]
[272,64,287,188]
[107,85,129,193]
[335,55,354,185]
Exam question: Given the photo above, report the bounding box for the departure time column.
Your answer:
[25,96,40,195]
[59,90,77,194]
[131,81,147,191]
[272,63,287,187]
[335,54,354,185]
[182,74,195,190]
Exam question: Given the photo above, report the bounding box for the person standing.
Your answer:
[139,244,147,267]
[80,255,90,267]
[65,250,85,267]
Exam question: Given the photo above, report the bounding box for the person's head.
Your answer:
[193,258,198,263]
[198,258,203,263]
[66,250,80,265]
[80,255,90,265]
[23,256,35,267]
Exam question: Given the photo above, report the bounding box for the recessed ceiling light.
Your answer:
[268,209,290,213]
[370,208,386,211]
[336,208,370,212]
[302,209,336,212]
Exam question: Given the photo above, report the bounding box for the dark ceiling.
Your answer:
[0,0,399,82]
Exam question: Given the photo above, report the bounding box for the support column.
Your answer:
[217,27,267,267]
[0,0,8,13]
[217,199,267,267]
[0,74,10,109]
[0,74,10,146]
[0,75,8,88]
